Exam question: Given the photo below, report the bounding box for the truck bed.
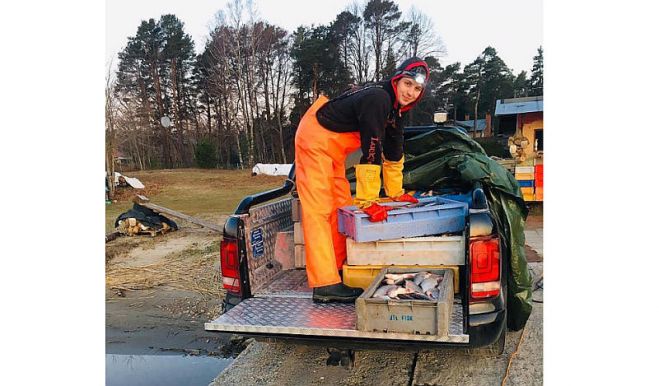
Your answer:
[205,269,468,343]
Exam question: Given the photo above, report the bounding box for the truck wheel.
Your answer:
[326,348,355,370]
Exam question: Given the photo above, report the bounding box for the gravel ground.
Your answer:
[210,342,417,386]
[413,267,543,386]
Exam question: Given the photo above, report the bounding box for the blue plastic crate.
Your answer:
[338,196,468,242]
[439,193,472,208]
[517,180,534,187]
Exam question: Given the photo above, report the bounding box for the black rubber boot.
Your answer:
[313,282,364,303]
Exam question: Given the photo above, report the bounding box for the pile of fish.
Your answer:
[371,272,444,300]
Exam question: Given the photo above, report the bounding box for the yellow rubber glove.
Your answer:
[354,164,382,209]
[382,156,405,199]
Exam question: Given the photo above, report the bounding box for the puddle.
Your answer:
[106,354,232,386]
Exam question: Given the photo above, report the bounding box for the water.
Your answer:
[106,354,232,386]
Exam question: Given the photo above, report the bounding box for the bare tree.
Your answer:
[401,6,446,60]
[207,0,295,167]
[363,0,402,81]
[209,9,245,168]
[347,1,371,83]
[105,62,117,199]
[270,38,293,163]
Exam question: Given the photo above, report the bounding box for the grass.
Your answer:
[106,237,224,298]
[105,169,287,233]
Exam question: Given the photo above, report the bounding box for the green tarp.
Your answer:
[349,126,533,330]
[404,127,533,330]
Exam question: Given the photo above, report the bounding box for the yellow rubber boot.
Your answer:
[354,164,382,209]
[383,156,405,199]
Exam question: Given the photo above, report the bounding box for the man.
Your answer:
[295,57,429,303]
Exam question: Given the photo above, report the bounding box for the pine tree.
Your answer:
[529,46,543,96]
[363,0,402,81]
[115,16,196,168]
[290,25,351,112]
[428,60,466,124]
[330,11,361,82]
[513,71,529,97]
[463,46,515,129]
[480,47,514,115]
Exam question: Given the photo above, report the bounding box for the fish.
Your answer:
[385,273,416,281]
[410,292,433,300]
[413,272,432,285]
[372,272,445,301]
[386,286,415,299]
[425,287,439,300]
[373,284,399,299]
[386,286,432,301]
[382,277,405,285]
[404,279,423,293]
[427,273,443,281]
[420,277,440,292]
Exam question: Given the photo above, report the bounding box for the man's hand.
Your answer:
[393,193,419,204]
[362,203,393,222]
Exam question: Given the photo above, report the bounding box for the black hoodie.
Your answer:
[315,57,429,165]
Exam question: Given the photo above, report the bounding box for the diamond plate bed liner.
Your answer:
[205,294,468,343]
[252,269,313,298]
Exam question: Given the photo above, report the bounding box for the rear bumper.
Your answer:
[219,295,505,350]
[467,308,506,347]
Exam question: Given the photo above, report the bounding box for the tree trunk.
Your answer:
[105,72,116,200]
[312,63,319,100]
[151,58,170,168]
[473,89,480,138]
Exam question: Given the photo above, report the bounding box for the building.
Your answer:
[455,118,485,137]
[454,113,493,138]
[495,95,544,202]
[112,149,135,172]
[494,96,543,159]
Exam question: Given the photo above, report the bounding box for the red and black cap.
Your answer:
[390,57,430,112]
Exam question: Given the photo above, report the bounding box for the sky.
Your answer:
[106,0,543,75]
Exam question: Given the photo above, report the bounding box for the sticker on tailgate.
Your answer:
[250,227,265,258]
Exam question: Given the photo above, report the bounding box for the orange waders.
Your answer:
[294,96,361,288]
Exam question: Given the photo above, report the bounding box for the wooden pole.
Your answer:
[132,195,223,233]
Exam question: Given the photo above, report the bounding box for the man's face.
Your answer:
[396,76,424,106]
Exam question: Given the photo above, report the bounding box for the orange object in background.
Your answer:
[520,187,534,195]
[522,193,535,202]
[535,187,543,200]
[294,96,361,288]
[535,164,544,187]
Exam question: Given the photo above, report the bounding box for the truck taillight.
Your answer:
[220,239,241,294]
[469,237,500,300]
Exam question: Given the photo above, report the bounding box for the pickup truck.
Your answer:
[205,126,509,363]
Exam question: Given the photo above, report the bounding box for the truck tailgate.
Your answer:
[205,270,468,343]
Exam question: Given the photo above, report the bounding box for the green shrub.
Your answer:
[194,139,218,168]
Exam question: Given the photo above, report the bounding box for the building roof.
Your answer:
[455,119,486,132]
[495,96,543,116]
